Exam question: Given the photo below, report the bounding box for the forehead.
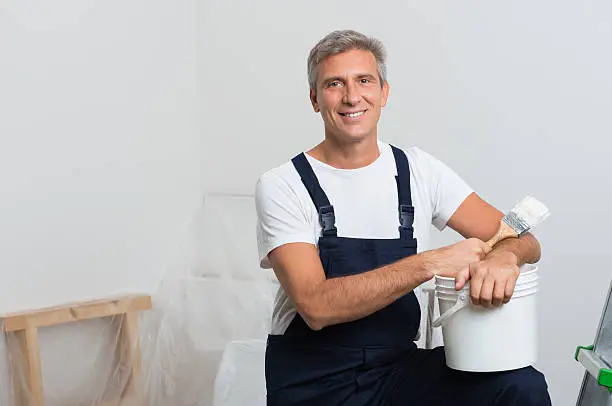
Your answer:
[317,49,378,80]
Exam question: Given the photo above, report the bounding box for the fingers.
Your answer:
[467,238,492,260]
[492,279,506,307]
[455,267,470,290]
[469,266,484,306]
[479,275,495,307]
[479,240,493,257]
[471,266,518,307]
[504,275,517,304]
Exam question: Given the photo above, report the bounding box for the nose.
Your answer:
[342,81,361,105]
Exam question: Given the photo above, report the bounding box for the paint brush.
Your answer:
[486,196,550,248]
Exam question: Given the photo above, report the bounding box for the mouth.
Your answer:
[338,110,366,118]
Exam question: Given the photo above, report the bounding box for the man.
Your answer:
[254,30,551,406]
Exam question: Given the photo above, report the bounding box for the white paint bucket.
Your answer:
[432,264,539,372]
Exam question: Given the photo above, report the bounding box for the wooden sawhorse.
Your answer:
[1,295,152,406]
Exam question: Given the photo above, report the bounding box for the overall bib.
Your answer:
[265,145,552,406]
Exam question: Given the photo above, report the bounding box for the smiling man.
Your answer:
[254,30,552,406]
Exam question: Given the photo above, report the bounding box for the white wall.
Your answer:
[0,0,201,313]
[0,2,202,403]
[201,1,612,404]
[1,1,610,404]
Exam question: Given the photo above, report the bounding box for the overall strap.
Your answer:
[291,153,337,237]
[390,145,415,240]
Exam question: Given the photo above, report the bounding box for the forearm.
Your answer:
[301,255,433,330]
[488,232,541,265]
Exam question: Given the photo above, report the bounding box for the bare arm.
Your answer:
[268,238,489,330]
[268,243,430,330]
[447,192,541,264]
[447,192,542,306]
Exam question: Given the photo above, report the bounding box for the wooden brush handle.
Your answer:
[486,219,519,248]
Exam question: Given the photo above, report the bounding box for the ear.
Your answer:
[310,88,320,112]
[381,81,390,108]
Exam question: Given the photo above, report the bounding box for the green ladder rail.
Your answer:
[574,281,612,405]
[575,345,612,392]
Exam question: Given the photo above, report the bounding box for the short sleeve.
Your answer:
[254,171,316,269]
[416,149,474,231]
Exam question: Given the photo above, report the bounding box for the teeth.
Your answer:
[344,111,364,118]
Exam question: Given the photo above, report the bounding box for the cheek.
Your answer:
[363,91,381,106]
[319,97,338,114]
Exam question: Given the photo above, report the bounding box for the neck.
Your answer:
[308,133,380,169]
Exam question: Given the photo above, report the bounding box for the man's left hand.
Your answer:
[454,251,520,307]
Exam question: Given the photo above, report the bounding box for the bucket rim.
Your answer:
[434,266,539,284]
[436,285,538,300]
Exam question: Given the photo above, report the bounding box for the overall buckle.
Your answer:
[399,204,415,233]
[319,205,337,235]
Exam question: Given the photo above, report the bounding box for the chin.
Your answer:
[341,130,373,142]
[326,134,368,146]
[325,123,375,144]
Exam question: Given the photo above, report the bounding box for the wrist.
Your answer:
[414,251,436,282]
[486,235,538,266]
[487,249,519,265]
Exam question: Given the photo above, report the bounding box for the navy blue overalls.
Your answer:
[265,145,552,406]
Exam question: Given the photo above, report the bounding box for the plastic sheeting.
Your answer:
[213,339,267,406]
[0,193,439,406]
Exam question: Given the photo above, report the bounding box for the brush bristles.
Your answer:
[504,196,550,236]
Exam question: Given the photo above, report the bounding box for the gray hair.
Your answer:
[307,30,387,91]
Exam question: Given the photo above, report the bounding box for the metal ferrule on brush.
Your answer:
[503,211,530,237]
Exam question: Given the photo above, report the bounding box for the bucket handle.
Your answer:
[431,292,469,328]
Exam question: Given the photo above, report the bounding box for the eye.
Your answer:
[360,78,370,84]
[327,80,342,88]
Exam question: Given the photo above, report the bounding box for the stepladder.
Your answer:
[575,280,612,405]
[1,294,152,406]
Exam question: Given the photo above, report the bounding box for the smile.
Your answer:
[339,110,366,118]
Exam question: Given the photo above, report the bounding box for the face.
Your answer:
[310,49,390,144]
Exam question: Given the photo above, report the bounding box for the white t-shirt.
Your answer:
[254,140,473,335]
